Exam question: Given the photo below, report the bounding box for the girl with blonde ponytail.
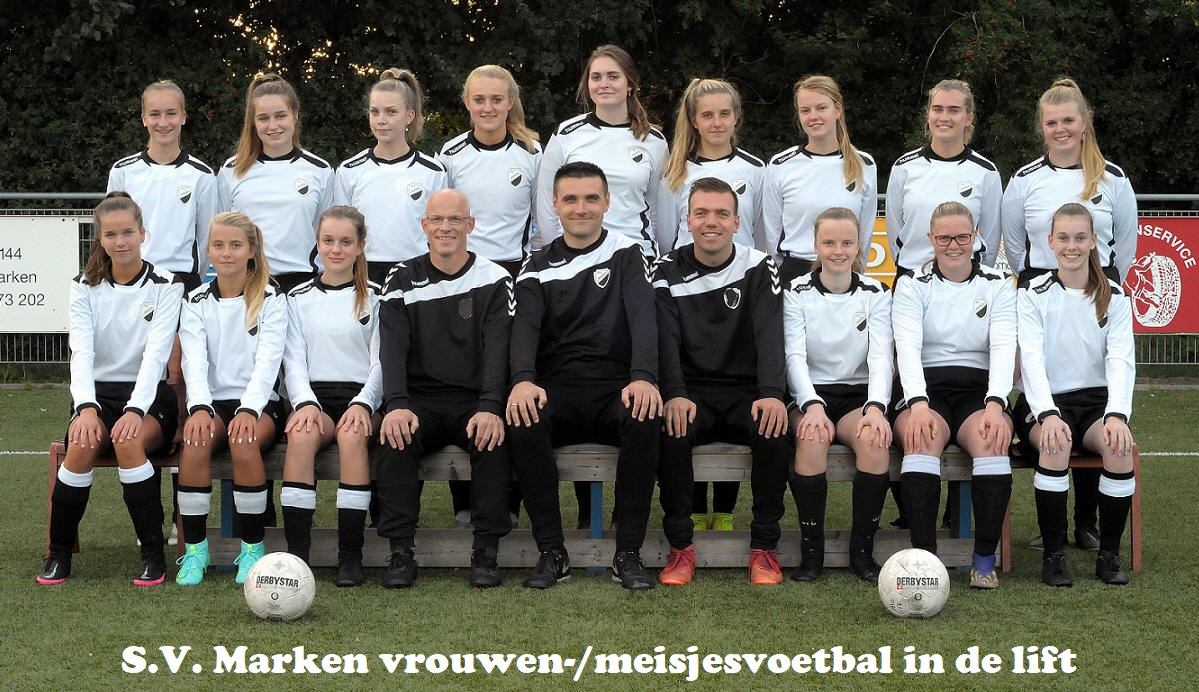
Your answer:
[334,68,448,282]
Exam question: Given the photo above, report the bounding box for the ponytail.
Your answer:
[1038,78,1107,200]
[235,73,301,178]
[664,78,743,192]
[794,75,863,190]
[209,212,271,328]
[462,65,539,151]
[374,68,424,145]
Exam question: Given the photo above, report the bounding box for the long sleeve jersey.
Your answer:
[783,269,893,412]
[655,148,765,252]
[1017,271,1135,421]
[511,229,657,389]
[283,278,382,412]
[68,262,184,415]
[653,244,784,399]
[107,151,218,276]
[378,253,513,416]
[892,261,1017,407]
[885,145,1002,269]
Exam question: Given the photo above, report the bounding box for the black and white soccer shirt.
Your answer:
[762,147,877,262]
[1001,156,1137,277]
[334,148,448,265]
[653,244,784,399]
[68,262,184,415]
[511,229,657,388]
[180,280,286,417]
[885,145,1002,269]
[783,269,893,412]
[283,278,382,413]
[217,148,334,275]
[378,253,513,416]
[535,113,669,256]
[438,132,540,264]
[107,151,218,275]
[891,261,1017,407]
[1017,272,1135,421]
[655,148,765,251]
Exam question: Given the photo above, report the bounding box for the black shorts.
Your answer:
[69,380,177,457]
[310,381,367,422]
[1012,387,1108,454]
[212,398,286,444]
[812,383,868,424]
[895,367,990,444]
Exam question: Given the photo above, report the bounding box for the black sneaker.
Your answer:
[523,548,570,589]
[133,555,167,587]
[335,557,365,588]
[790,545,823,582]
[849,551,881,582]
[1074,527,1101,551]
[470,548,502,589]
[1042,550,1073,587]
[37,553,71,585]
[1095,550,1129,585]
[611,550,654,590]
[382,550,417,588]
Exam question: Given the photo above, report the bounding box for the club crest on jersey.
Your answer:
[140,302,155,323]
[732,178,749,195]
[629,146,648,165]
[593,267,611,289]
[1098,314,1109,328]
[974,297,988,318]
[357,309,371,326]
[295,178,310,195]
[459,296,474,319]
[177,185,193,204]
[854,311,867,332]
[958,181,973,198]
[507,168,524,187]
[845,180,857,193]
[1090,194,1103,205]
[723,287,741,310]
[1025,411,1036,424]
[248,319,260,337]
[407,183,425,201]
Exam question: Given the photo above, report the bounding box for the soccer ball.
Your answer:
[243,552,316,622]
[877,548,950,619]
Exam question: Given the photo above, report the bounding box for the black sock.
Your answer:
[122,475,165,558]
[970,474,1012,557]
[1098,470,1135,553]
[851,471,890,551]
[900,472,941,553]
[1034,466,1070,553]
[48,478,91,554]
[790,473,827,546]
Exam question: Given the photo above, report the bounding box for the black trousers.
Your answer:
[508,382,659,553]
[374,392,511,551]
[658,386,790,550]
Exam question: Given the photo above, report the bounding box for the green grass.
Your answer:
[2,386,1195,688]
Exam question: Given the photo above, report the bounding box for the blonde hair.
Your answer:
[926,78,975,144]
[141,80,187,149]
[86,192,143,285]
[1052,203,1111,321]
[794,75,863,189]
[664,78,743,192]
[1038,78,1107,200]
[929,199,975,231]
[209,212,271,328]
[374,68,424,145]
[234,73,301,178]
[576,44,655,140]
[462,65,539,151]
[317,206,371,319]
[812,207,864,274]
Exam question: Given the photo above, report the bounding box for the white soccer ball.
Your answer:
[877,548,950,619]
[243,552,316,622]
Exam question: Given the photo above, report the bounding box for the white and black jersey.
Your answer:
[1017,272,1135,421]
[108,151,218,276]
[334,148,447,265]
[886,145,1002,269]
[180,281,286,416]
[892,261,1017,406]
[379,253,512,415]
[653,244,784,399]
[762,147,878,263]
[438,132,540,264]
[783,269,893,411]
[68,262,184,415]
[512,229,657,388]
[1001,156,1137,277]
[535,113,669,256]
[217,148,334,275]
[283,278,382,413]
[655,149,765,251]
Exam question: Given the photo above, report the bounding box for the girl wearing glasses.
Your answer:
[891,201,1016,590]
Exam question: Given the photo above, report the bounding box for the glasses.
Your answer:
[424,215,471,226]
[931,233,974,247]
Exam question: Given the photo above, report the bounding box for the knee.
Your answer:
[335,428,368,453]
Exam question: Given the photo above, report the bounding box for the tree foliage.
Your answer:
[1,0,1196,197]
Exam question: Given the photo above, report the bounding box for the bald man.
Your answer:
[374,189,514,589]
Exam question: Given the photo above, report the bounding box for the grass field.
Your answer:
[2,385,1195,689]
